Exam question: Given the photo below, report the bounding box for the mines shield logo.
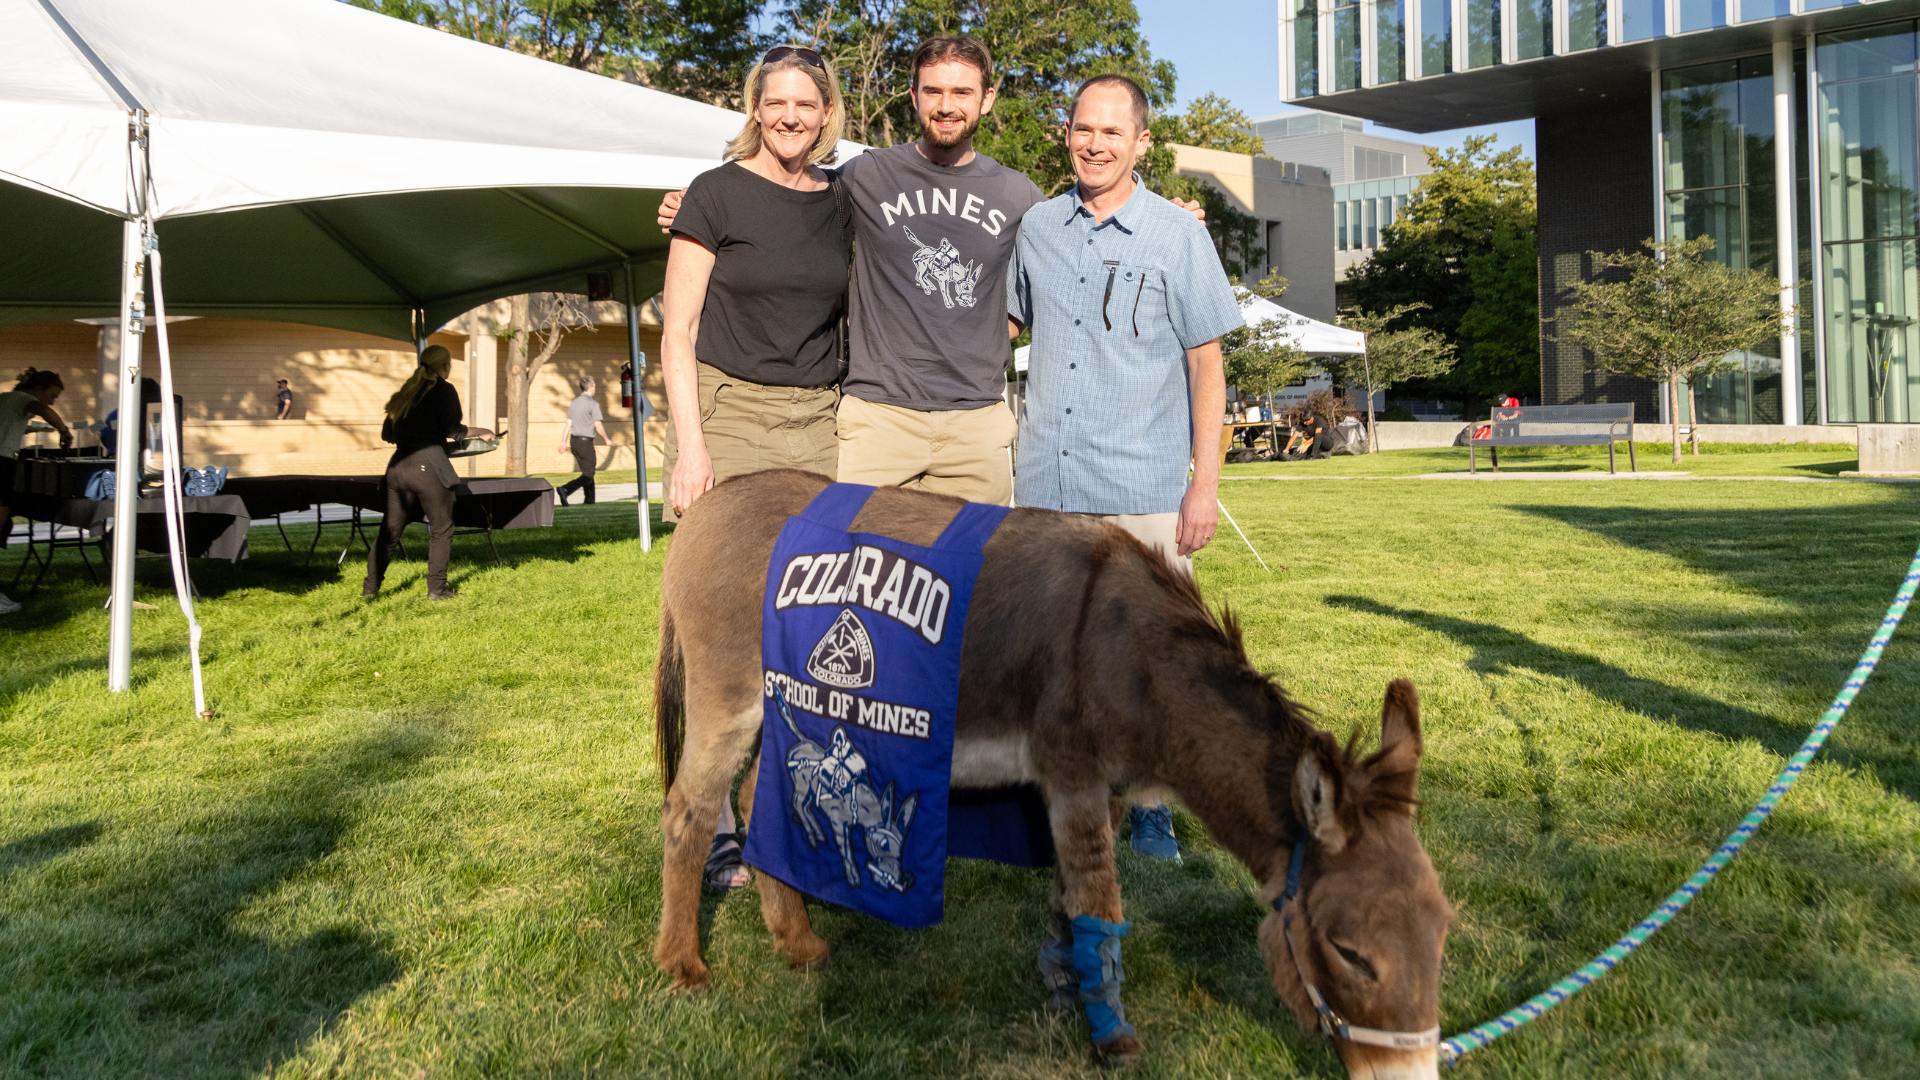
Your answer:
[807,609,876,689]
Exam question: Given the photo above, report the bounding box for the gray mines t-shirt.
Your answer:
[837,144,1045,411]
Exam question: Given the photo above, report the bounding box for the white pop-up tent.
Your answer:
[0,0,791,704]
[1010,294,1364,373]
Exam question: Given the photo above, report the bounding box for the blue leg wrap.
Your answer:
[1070,914,1136,1044]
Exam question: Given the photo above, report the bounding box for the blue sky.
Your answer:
[1132,0,1537,160]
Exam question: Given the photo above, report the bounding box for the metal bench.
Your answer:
[1470,403,1636,474]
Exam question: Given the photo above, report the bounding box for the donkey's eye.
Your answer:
[1332,942,1377,980]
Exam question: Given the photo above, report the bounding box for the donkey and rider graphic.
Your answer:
[903,226,980,310]
[777,689,920,893]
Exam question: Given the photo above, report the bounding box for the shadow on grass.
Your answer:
[1325,595,1808,757]
[0,727,438,1079]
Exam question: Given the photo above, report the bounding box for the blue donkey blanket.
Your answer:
[743,483,1046,929]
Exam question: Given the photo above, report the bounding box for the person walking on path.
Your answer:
[274,379,292,419]
[556,375,610,505]
[363,346,490,602]
[0,368,73,614]
[1007,75,1244,861]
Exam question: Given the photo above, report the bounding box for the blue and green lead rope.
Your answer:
[1439,540,1920,1066]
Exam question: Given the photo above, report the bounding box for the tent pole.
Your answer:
[625,264,651,552]
[107,114,151,692]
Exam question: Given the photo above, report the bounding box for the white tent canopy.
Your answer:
[2,0,807,698]
[1234,292,1366,356]
[0,0,817,337]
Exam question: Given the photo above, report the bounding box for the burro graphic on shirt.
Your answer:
[901,226,979,310]
[877,187,1010,236]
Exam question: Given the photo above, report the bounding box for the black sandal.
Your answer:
[703,831,750,891]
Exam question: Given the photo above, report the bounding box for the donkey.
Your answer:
[654,471,1453,1079]
[779,688,919,892]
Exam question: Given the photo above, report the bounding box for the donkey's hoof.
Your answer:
[785,934,831,971]
[1092,1033,1144,1066]
[664,960,711,992]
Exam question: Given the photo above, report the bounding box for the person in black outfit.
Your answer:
[363,346,488,600]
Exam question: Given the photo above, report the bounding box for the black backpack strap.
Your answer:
[829,168,854,253]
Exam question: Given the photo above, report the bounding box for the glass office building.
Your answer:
[1283,0,1920,426]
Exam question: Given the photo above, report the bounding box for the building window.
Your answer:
[1622,0,1663,43]
[1466,0,1501,69]
[1566,0,1605,51]
[1336,201,1349,250]
[1378,0,1407,83]
[1334,1,1363,90]
[1515,0,1551,60]
[1267,220,1284,274]
[1420,0,1451,75]
[1818,22,1920,423]
[1662,56,1781,424]
[1355,146,1406,180]
[1365,198,1379,246]
[1677,0,1725,34]
[1294,0,1320,97]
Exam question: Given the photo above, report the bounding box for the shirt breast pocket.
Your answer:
[1113,265,1168,340]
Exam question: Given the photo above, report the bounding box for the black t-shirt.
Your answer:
[672,161,848,387]
[385,378,463,462]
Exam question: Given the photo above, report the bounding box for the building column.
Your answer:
[1774,39,1802,425]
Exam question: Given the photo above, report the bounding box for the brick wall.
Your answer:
[1537,92,1665,419]
[1,317,667,477]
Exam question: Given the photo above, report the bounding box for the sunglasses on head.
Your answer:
[762,45,825,69]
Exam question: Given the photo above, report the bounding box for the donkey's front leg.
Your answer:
[739,749,829,970]
[655,698,759,992]
[1047,786,1143,1063]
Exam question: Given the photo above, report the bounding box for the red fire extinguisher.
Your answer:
[620,362,635,409]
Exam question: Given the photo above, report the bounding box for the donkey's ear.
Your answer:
[1294,748,1349,854]
[899,791,918,832]
[879,780,896,814]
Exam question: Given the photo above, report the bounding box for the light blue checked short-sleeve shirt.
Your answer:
[1008,178,1242,514]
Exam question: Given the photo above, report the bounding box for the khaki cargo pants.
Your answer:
[835,394,1017,506]
[661,361,839,522]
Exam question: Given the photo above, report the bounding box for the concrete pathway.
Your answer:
[1221,473,1914,484]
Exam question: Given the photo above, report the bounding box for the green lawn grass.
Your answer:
[3,473,1918,1079]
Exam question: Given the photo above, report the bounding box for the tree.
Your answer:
[1221,273,1314,453]
[1332,303,1459,451]
[349,0,760,106]
[1557,236,1790,464]
[1343,134,1537,413]
[774,0,1174,195]
[499,293,597,475]
[1162,92,1266,157]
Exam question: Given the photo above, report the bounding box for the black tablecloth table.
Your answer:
[7,491,250,593]
[221,474,553,565]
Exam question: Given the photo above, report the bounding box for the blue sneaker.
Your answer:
[1128,804,1181,862]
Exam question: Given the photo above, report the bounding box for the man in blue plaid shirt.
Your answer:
[1006,74,1243,863]
[1007,74,1241,567]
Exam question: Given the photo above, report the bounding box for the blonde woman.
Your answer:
[363,345,490,601]
[660,46,848,890]
[660,45,849,529]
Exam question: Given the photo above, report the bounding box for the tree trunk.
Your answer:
[1668,372,1681,465]
[1267,390,1280,458]
[1687,381,1700,456]
[504,312,530,475]
[1365,388,1376,454]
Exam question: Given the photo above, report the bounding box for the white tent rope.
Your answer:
[145,246,210,719]
[1214,497,1271,574]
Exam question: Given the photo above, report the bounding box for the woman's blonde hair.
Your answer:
[385,345,452,421]
[723,50,844,167]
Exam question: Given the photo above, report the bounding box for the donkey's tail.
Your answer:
[655,602,686,794]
